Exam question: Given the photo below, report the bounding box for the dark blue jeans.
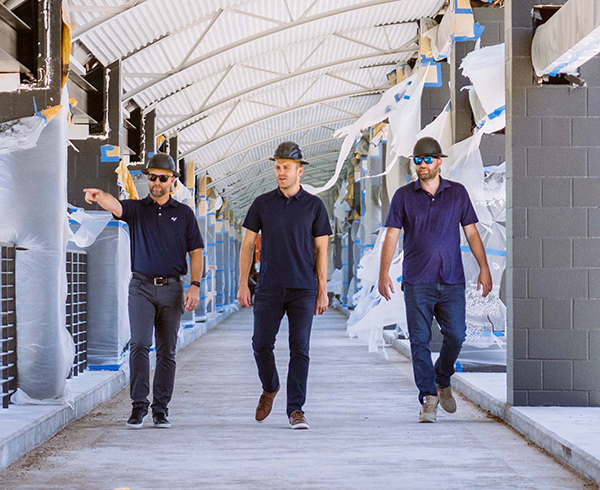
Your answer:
[403,283,466,404]
[128,277,184,415]
[252,287,317,416]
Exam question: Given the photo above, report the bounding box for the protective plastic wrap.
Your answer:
[0,91,75,400]
[347,228,405,355]
[80,221,131,368]
[532,0,600,77]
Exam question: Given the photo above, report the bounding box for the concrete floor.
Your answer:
[0,308,596,490]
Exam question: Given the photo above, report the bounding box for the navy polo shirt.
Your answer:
[243,186,332,290]
[119,195,204,278]
[385,177,478,285]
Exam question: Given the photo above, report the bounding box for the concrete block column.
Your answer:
[506,0,600,406]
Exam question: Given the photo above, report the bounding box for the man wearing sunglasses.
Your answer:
[378,137,492,423]
[83,152,204,429]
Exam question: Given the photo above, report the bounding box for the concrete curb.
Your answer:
[382,331,600,486]
[0,307,235,472]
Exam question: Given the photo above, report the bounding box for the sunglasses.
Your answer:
[148,173,172,183]
[413,156,436,165]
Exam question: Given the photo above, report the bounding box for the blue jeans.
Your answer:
[252,288,317,416]
[403,283,466,404]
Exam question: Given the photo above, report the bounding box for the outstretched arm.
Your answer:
[83,188,123,218]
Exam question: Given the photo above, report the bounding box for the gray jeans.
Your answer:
[128,276,184,414]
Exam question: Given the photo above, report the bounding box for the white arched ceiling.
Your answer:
[69,0,446,214]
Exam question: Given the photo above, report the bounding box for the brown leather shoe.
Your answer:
[255,385,280,423]
[289,410,309,430]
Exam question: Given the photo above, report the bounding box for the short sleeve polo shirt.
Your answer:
[119,195,204,278]
[385,177,478,285]
[243,186,332,290]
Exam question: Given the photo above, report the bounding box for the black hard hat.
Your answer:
[411,137,447,158]
[269,141,309,165]
[142,152,180,177]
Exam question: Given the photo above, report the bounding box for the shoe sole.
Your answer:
[153,423,171,429]
[290,423,309,430]
[126,414,148,429]
[419,417,436,423]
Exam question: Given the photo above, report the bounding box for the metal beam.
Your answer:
[191,116,356,174]
[72,0,152,41]
[156,44,416,135]
[182,88,384,161]
[122,0,411,102]
[206,143,341,189]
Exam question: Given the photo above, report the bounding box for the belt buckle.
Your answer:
[153,277,167,286]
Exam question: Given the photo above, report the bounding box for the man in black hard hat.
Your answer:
[237,141,332,430]
[378,137,492,423]
[83,152,204,429]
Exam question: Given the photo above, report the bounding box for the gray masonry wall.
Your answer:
[506,0,600,406]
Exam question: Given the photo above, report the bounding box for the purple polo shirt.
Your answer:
[385,177,478,285]
[243,186,332,290]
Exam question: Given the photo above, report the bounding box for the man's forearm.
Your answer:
[189,249,204,282]
[379,229,400,279]
[239,243,254,287]
[315,248,328,292]
[465,231,490,272]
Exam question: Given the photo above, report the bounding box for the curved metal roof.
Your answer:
[69,0,446,214]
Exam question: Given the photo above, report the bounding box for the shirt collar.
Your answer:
[276,185,305,201]
[412,176,451,195]
[142,195,178,207]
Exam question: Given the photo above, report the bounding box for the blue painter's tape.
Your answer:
[461,245,506,257]
[455,23,485,43]
[396,276,402,282]
[455,361,463,372]
[88,364,122,371]
[107,221,127,228]
[455,8,473,14]
[183,323,195,329]
[394,93,401,102]
[130,170,142,175]
[424,62,443,88]
[100,145,120,163]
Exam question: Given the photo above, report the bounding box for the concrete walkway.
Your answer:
[0,309,595,490]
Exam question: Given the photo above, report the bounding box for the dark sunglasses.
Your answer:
[148,173,172,183]
[413,156,435,165]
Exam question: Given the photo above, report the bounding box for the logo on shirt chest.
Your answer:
[171,217,178,222]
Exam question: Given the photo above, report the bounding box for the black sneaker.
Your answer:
[153,412,171,428]
[126,407,148,429]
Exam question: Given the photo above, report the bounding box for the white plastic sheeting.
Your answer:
[0,91,75,401]
[532,0,600,77]
[347,228,404,356]
[305,64,434,195]
[68,207,112,248]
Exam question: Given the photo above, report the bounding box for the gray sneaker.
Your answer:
[419,395,439,423]
[437,385,457,413]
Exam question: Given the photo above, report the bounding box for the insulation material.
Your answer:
[115,161,139,200]
[460,44,506,133]
[0,91,75,401]
[532,0,600,77]
[333,180,351,226]
[171,178,193,204]
[0,106,62,155]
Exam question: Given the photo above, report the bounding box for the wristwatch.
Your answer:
[190,281,201,288]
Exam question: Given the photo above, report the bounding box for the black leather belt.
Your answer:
[132,273,182,285]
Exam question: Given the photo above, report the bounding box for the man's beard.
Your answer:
[418,166,439,182]
[150,186,168,198]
